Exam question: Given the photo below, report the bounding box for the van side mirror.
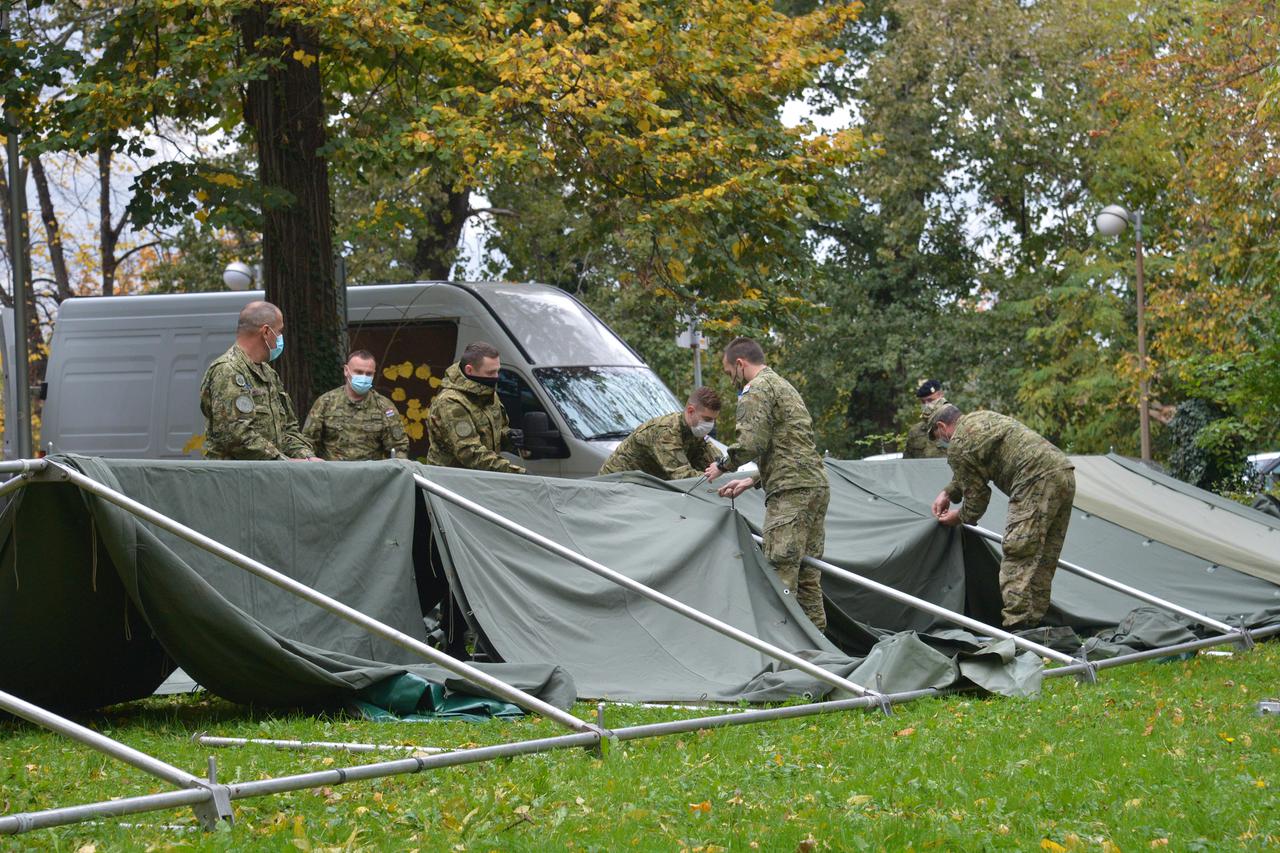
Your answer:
[520,411,569,459]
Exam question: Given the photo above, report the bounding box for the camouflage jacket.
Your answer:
[722,366,828,495]
[199,344,312,460]
[303,386,409,461]
[944,410,1074,524]
[425,363,525,474]
[903,397,948,459]
[598,411,715,480]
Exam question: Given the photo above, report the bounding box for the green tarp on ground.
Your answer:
[414,464,1042,700]
[0,456,574,714]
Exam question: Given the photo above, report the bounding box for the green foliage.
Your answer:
[1165,400,1253,493]
[4,645,1279,848]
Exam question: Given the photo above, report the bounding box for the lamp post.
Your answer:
[3,4,33,460]
[222,261,255,291]
[1095,204,1150,463]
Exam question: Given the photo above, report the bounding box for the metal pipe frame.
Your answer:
[413,472,883,705]
[749,534,1078,667]
[964,523,1239,636]
[42,460,593,735]
[196,735,444,755]
[1045,622,1280,679]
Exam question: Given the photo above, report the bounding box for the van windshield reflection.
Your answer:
[533,367,680,440]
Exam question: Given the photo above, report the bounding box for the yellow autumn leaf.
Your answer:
[391,387,406,401]
[182,433,206,454]
[1041,841,1067,853]
[429,377,443,388]
[687,800,711,814]
[397,361,414,378]
[414,364,432,379]
[407,422,425,440]
[382,366,398,380]
[1101,841,1122,853]
[566,10,582,27]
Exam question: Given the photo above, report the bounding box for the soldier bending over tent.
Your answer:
[927,404,1076,630]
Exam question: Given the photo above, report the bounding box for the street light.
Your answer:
[222,261,255,291]
[1095,203,1151,463]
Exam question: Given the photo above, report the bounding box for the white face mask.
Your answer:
[691,420,715,438]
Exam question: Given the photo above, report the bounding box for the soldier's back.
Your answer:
[748,368,827,492]
[951,411,1071,496]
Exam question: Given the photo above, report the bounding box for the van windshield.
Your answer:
[533,366,680,440]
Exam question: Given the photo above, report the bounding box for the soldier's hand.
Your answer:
[931,490,952,518]
[937,509,962,527]
[717,477,753,499]
[705,462,724,482]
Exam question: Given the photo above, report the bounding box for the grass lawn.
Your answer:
[3,642,1278,851]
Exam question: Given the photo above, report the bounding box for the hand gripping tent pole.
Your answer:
[40,460,594,734]
[963,523,1243,639]
[747,533,1078,667]
[412,473,886,707]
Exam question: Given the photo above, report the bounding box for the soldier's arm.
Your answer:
[652,427,700,480]
[435,399,525,474]
[302,397,326,455]
[950,459,992,523]
[204,364,288,460]
[723,390,770,472]
[277,390,315,459]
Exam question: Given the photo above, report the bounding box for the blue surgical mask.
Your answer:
[267,329,285,362]
[691,420,715,438]
[350,374,374,394]
[935,438,950,450]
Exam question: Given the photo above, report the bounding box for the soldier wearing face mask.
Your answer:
[303,350,409,461]
[199,300,316,461]
[598,386,723,479]
[425,341,526,474]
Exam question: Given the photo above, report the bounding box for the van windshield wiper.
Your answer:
[587,430,632,441]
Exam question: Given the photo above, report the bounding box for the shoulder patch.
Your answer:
[385,409,396,418]
[234,373,247,388]
[455,420,474,438]
[234,395,255,414]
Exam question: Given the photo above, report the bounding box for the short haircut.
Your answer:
[723,336,765,365]
[687,386,722,412]
[460,341,500,370]
[237,301,281,334]
[928,403,963,437]
[347,349,376,364]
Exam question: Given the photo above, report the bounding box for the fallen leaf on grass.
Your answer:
[1040,841,1067,852]
[894,727,915,737]
[688,800,711,814]
[1149,840,1168,848]
[846,794,872,806]
[796,835,818,852]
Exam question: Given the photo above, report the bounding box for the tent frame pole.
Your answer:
[1044,622,1280,679]
[964,523,1243,638]
[748,534,1077,666]
[34,460,595,735]
[195,734,445,755]
[412,472,887,709]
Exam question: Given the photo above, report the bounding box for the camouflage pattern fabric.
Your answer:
[903,397,948,459]
[199,344,312,460]
[425,363,526,474]
[598,411,715,479]
[999,468,1076,628]
[721,367,827,495]
[943,410,1074,524]
[303,386,409,461]
[763,486,830,630]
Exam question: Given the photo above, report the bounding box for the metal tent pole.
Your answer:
[0,788,215,836]
[750,534,1077,666]
[0,458,48,474]
[196,734,445,755]
[964,523,1239,636]
[39,461,594,735]
[413,473,882,705]
[1045,623,1280,679]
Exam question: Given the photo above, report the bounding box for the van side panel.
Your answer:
[51,333,160,454]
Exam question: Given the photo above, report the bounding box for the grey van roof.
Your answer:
[55,281,645,368]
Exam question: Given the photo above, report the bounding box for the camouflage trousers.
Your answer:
[763,487,830,631]
[1000,468,1076,630]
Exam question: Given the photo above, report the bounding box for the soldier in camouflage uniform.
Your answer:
[706,337,831,630]
[903,378,948,459]
[303,350,409,461]
[199,301,315,461]
[425,341,526,474]
[599,386,722,479]
[928,404,1076,630]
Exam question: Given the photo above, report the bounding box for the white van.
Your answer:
[25,282,682,477]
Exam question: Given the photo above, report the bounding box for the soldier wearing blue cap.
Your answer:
[903,378,947,459]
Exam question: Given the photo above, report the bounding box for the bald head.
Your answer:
[237,301,281,334]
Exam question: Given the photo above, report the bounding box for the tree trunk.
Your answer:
[237,4,343,414]
[98,146,118,297]
[31,154,72,302]
[412,187,469,280]
[0,157,13,309]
